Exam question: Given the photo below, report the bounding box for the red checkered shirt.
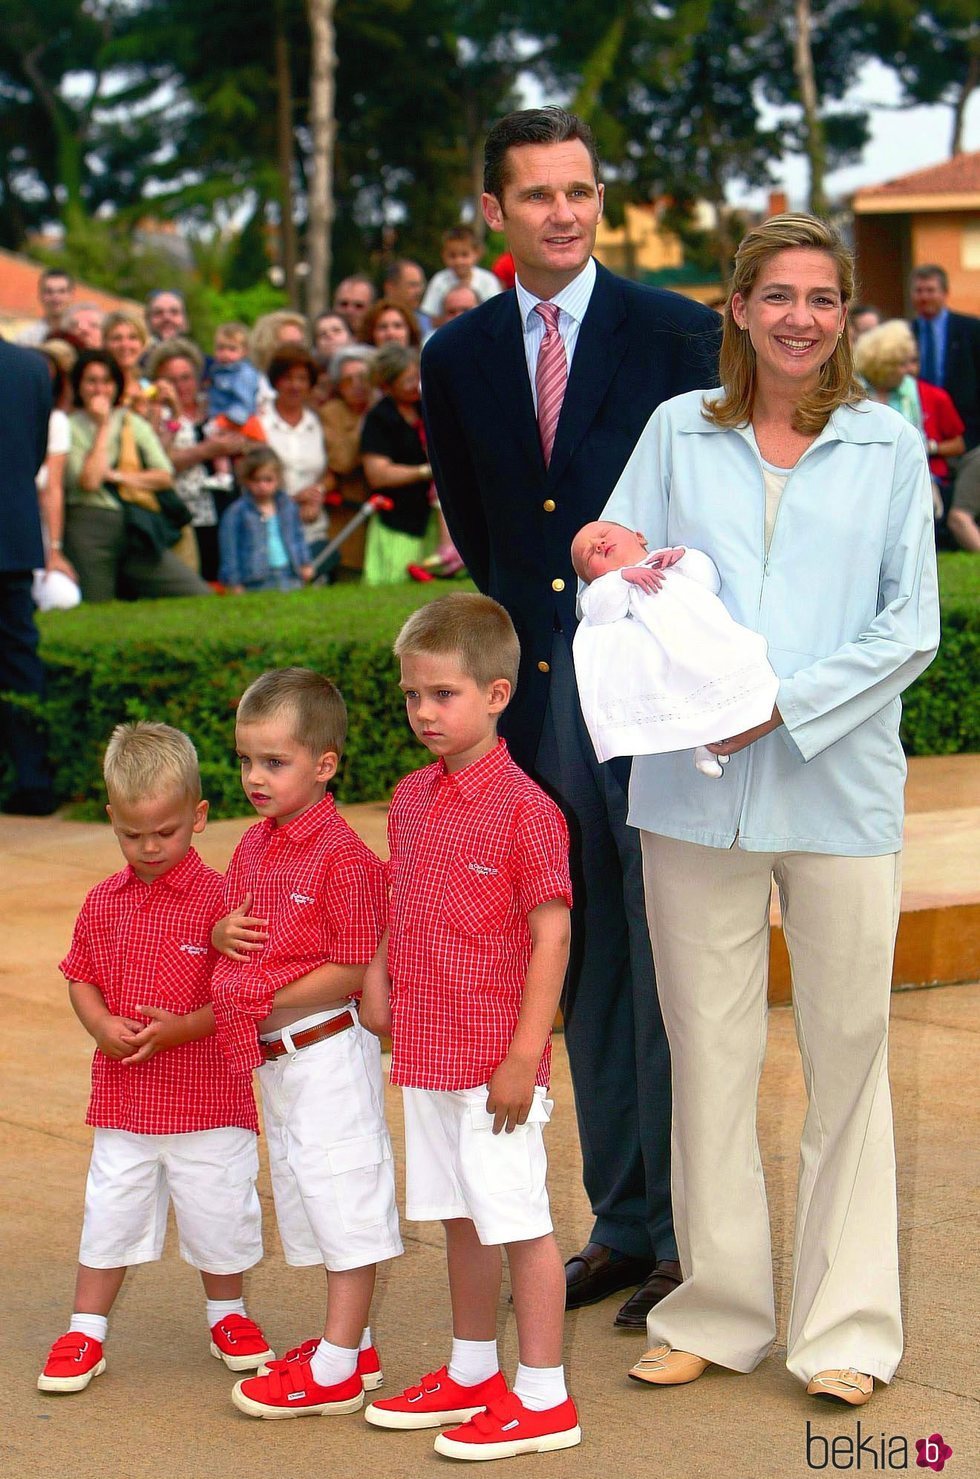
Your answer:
[60,848,258,1135]
[211,794,387,1071]
[387,739,572,1091]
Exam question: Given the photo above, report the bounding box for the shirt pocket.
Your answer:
[155,937,213,1013]
[441,855,514,936]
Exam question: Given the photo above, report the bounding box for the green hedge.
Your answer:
[28,582,471,818]
[8,554,980,816]
[900,552,980,755]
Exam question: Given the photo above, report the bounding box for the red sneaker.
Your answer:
[209,1314,276,1372]
[232,1360,364,1419]
[364,1367,507,1430]
[433,1392,582,1459]
[37,1332,106,1393]
[258,1339,384,1391]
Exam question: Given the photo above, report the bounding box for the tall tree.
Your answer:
[306,0,337,314]
[865,0,980,155]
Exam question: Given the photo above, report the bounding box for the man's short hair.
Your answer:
[103,721,201,805]
[484,106,600,201]
[237,668,347,760]
[145,287,187,311]
[911,264,949,294]
[394,593,520,692]
[41,268,74,290]
[383,259,423,289]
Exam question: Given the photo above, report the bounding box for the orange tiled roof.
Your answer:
[854,151,980,200]
[0,246,140,321]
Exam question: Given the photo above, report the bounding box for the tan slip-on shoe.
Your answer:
[806,1369,874,1406]
[628,1344,710,1386]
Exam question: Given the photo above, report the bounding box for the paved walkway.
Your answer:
[2,806,978,1479]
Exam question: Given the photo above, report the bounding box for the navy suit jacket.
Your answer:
[0,340,52,573]
[422,262,720,770]
[914,309,980,451]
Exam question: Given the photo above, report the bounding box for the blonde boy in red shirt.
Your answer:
[209,667,402,1420]
[360,592,581,1460]
[40,722,272,1395]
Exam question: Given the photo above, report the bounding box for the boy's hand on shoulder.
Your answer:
[95,1015,143,1060]
[123,1006,190,1065]
[212,894,269,960]
[486,1052,537,1135]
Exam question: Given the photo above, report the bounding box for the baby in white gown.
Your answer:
[571,521,779,778]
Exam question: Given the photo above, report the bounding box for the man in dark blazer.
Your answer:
[0,338,55,813]
[422,107,720,1327]
[910,264,980,451]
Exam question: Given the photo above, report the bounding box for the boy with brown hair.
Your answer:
[420,225,502,319]
[39,722,272,1395]
[360,593,581,1460]
[209,667,402,1420]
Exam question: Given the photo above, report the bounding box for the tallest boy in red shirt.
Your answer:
[360,592,581,1461]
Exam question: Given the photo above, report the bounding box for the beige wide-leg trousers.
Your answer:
[640,832,903,1384]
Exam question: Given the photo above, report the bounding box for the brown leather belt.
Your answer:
[261,1009,354,1061]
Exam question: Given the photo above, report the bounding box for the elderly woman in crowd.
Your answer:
[319,345,377,575]
[103,309,152,416]
[313,310,353,358]
[64,349,211,602]
[146,338,255,581]
[854,319,966,521]
[360,343,432,584]
[358,298,421,350]
[601,215,938,1407]
[249,310,310,411]
[259,345,330,566]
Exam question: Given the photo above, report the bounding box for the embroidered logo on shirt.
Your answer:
[290,892,315,904]
[467,862,498,876]
[179,942,208,955]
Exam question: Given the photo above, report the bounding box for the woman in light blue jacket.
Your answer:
[606,216,939,1407]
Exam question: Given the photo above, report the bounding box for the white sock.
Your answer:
[513,1362,567,1411]
[206,1297,246,1331]
[359,1326,373,1351]
[694,745,725,778]
[69,1312,108,1344]
[310,1338,358,1387]
[448,1336,499,1387]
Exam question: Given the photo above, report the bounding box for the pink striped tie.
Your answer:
[535,301,567,467]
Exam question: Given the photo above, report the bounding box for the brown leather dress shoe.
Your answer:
[564,1243,656,1310]
[614,1260,683,1327]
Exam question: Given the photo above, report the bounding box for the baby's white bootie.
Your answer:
[694,746,730,779]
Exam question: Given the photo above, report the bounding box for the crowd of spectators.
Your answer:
[9,243,980,622]
[13,226,518,612]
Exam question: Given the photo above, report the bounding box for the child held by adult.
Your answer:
[359,593,581,1461]
[571,520,779,777]
[39,723,272,1395]
[210,667,402,1420]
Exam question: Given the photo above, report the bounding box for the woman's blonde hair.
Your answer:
[248,311,310,372]
[704,213,864,436]
[852,320,917,389]
[103,309,149,347]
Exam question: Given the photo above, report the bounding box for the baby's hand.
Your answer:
[123,1006,189,1065]
[95,1015,143,1060]
[646,546,686,570]
[299,563,314,584]
[622,564,666,594]
[212,895,269,960]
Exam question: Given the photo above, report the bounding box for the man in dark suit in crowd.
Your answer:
[0,338,56,814]
[422,106,720,1327]
[910,264,980,451]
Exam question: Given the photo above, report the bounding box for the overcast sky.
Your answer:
[732,60,980,208]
